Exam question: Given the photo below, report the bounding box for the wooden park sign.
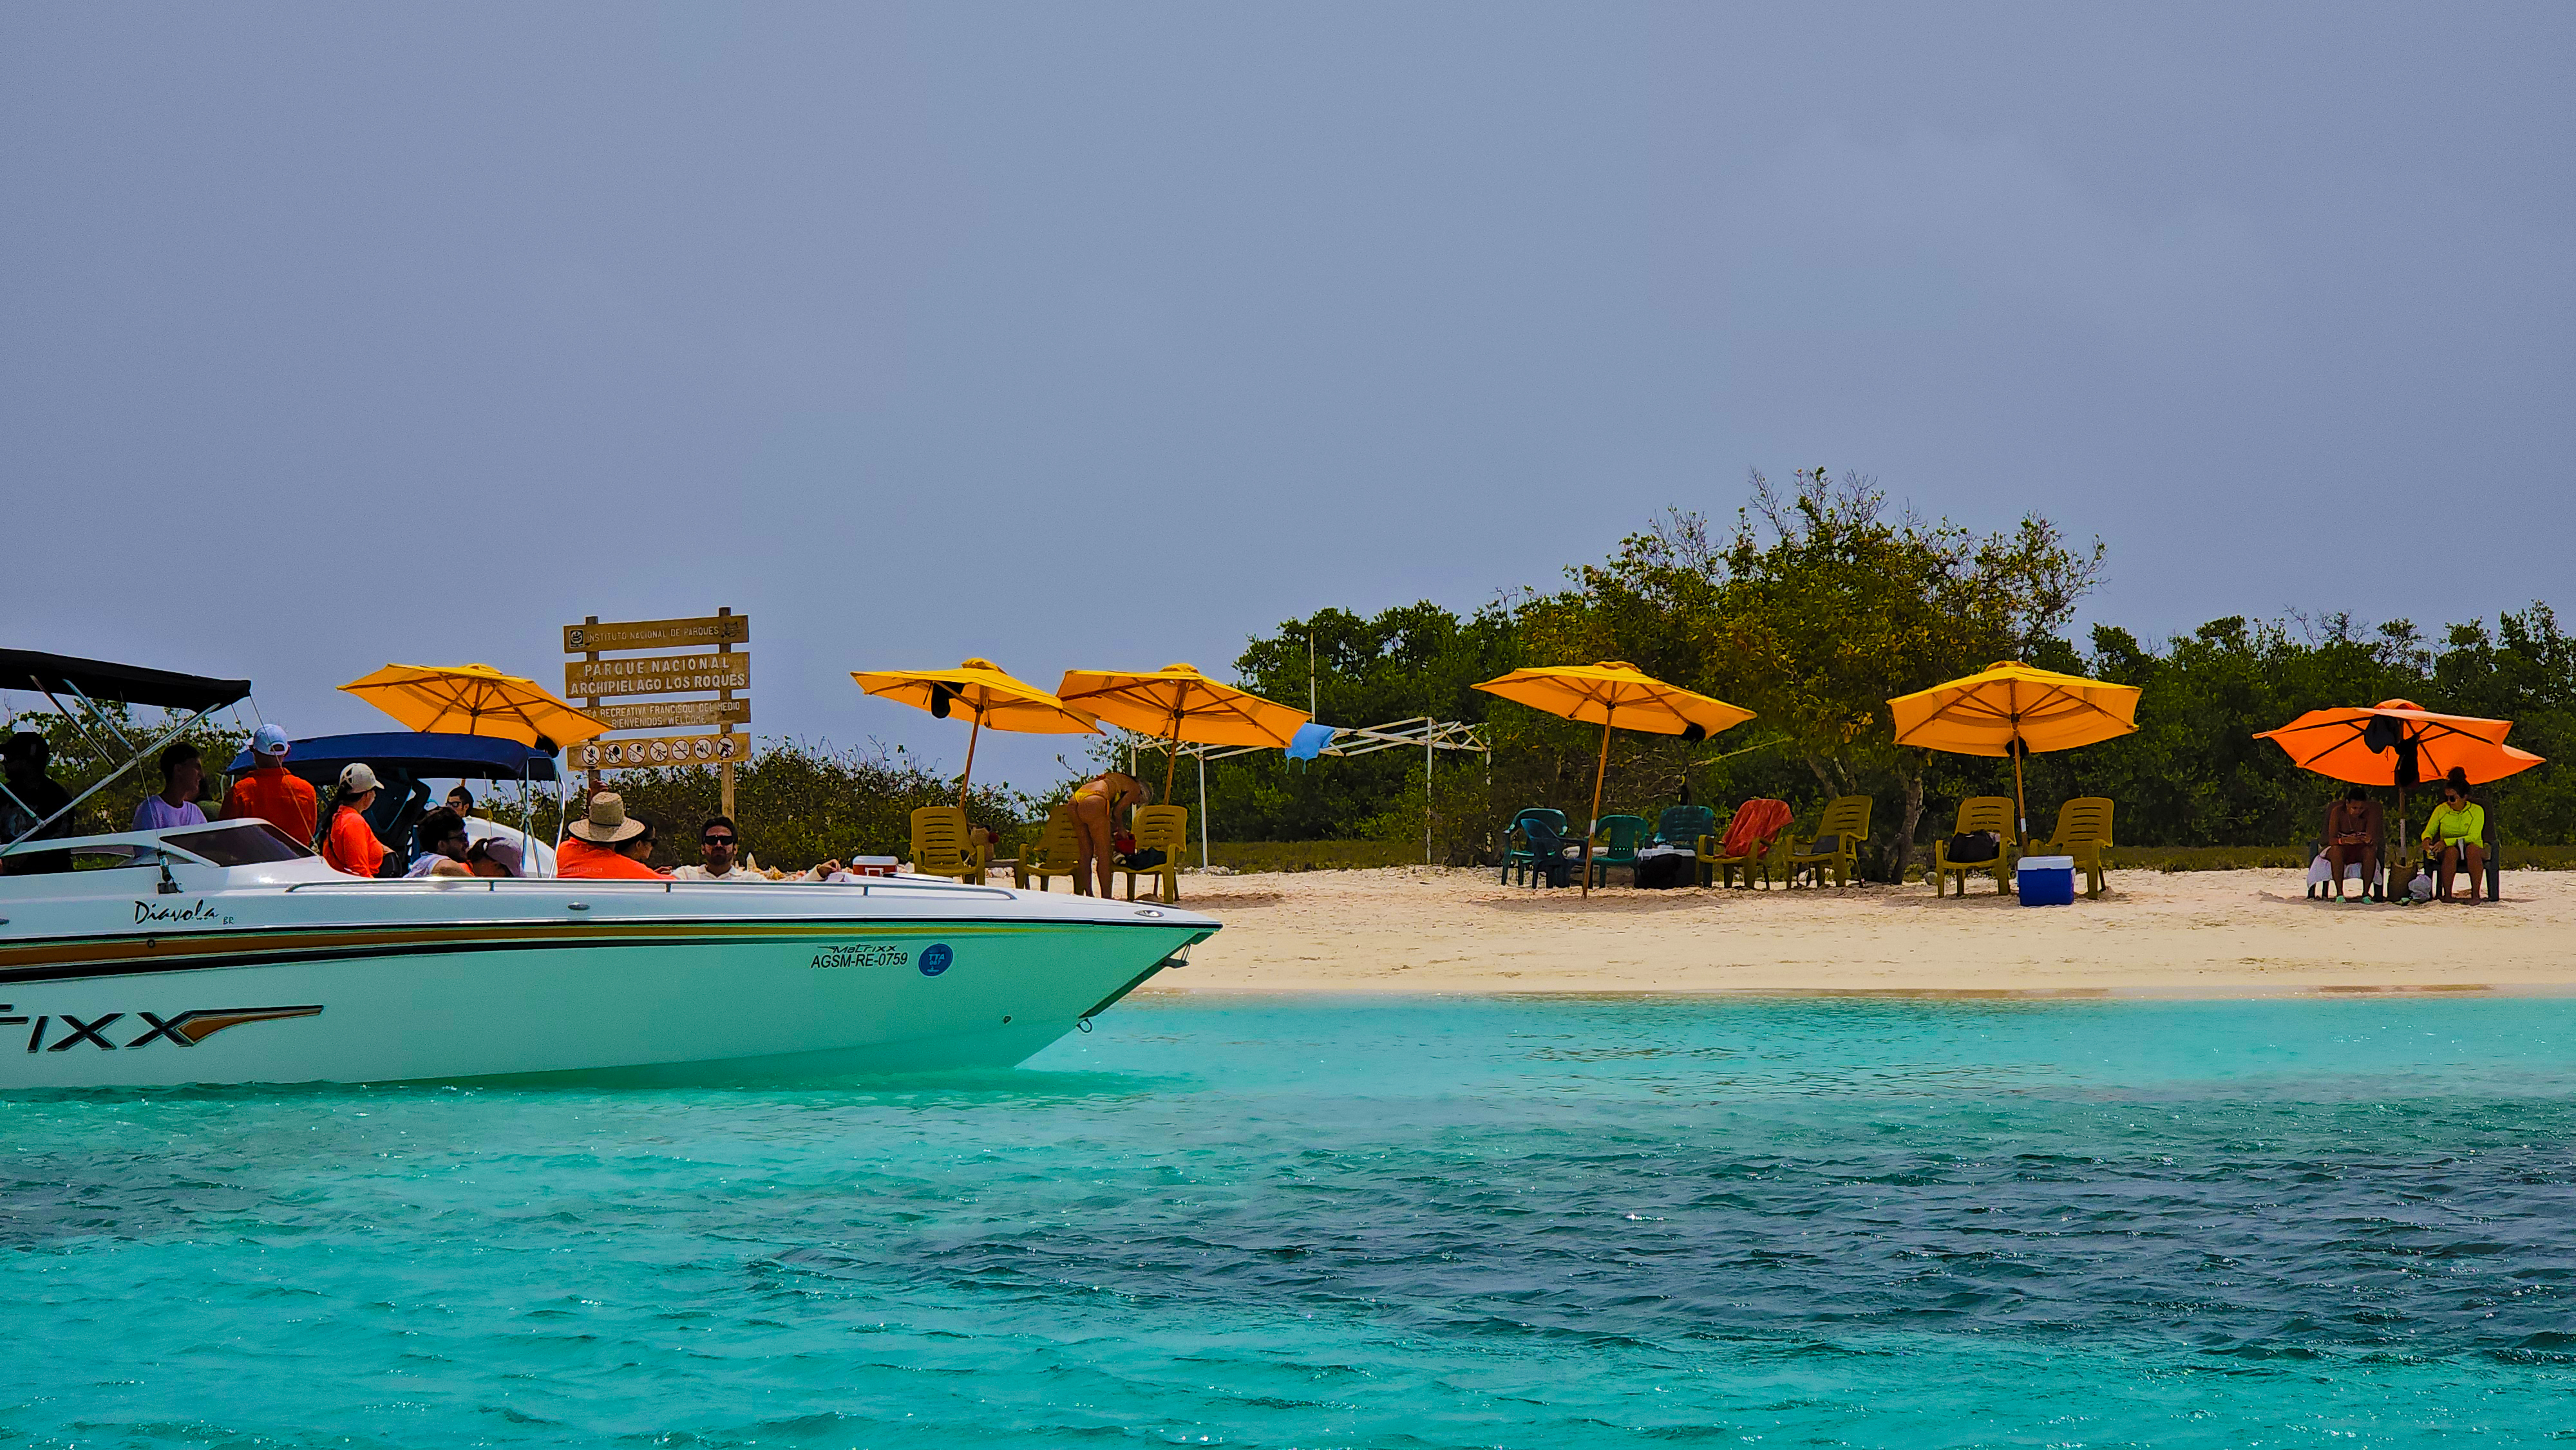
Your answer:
[590,699,751,732]
[563,615,748,654]
[566,733,746,771]
[564,652,750,699]
[565,608,750,815]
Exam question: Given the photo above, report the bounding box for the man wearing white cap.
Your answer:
[220,723,318,844]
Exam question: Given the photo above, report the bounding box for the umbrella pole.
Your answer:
[957,713,982,810]
[2011,744,2027,849]
[1582,717,1611,898]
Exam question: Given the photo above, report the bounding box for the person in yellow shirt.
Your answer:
[2419,774,2486,903]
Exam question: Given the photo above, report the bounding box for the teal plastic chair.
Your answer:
[1586,814,1653,887]
[1501,808,1568,885]
[1654,806,1714,849]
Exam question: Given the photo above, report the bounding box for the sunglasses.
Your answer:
[701,834,737,847]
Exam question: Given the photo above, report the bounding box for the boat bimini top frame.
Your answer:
[1,649,254,859]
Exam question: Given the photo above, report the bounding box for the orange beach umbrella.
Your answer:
[340,663,610,749]
[1056,663,1309,798]
[2255,700,2543,787]
[853,658,1099,806]
[1474,662,1755,895]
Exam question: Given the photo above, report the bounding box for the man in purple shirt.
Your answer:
[131,742,209,833]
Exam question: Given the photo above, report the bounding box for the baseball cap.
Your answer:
[337,762,383,793]
[252,723,290,757]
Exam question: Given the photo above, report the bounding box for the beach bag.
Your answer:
[2405,871,2435,902]
[1945,831,2000,863]
[1806,833,1842,856]
[1636,852,1693,889]
[1121,847,1166,870]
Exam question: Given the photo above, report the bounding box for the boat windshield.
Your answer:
[162,821,314,866]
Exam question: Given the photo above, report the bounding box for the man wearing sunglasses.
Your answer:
[668,816,842,882]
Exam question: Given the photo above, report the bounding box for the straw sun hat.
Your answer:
[567,792,649,845]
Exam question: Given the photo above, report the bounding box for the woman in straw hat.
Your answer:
[558,793,665,880]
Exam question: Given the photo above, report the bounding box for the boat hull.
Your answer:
[1,879,1208,1087]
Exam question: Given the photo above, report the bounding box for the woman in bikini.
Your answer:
[1068,770,1151,898]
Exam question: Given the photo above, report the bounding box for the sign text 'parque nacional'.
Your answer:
[564,609,750,813]
[563,653,750,699]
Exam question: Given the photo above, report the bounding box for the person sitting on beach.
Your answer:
[222,723,318,843]
[406,807,478,878]
[133,742,210,834]
[2320,787,2382,903]
[1067,770,1151,898]
[2420,772,2486,903]
[667,815,840,881]
[318,764,390,878]
[558,793,666,879]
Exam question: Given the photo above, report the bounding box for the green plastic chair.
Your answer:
[1586,814,1653,888]
[1654,805,1716,849]
[1501,807,1569,885]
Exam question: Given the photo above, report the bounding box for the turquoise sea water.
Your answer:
[5,994,2573,1448]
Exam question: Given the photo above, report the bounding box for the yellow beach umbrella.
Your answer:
[853,658,1099,805]
[340,663,610,748]
[1473,661,1755,895]
[1056,663,1309,798]
[1887,661,2141,841]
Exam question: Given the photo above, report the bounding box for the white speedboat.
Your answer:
[0,651,1213,1087]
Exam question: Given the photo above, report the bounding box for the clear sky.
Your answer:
[6,3,2570,791]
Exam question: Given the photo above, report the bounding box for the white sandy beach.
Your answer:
[1133,867,2576,996]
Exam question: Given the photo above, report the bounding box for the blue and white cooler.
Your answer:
[2016,854,2076,907]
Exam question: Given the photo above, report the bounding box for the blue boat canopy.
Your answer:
[226,731,559,782]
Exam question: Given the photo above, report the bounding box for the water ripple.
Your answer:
[4,995,2574,1446]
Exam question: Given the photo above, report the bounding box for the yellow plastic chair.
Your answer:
[1929,796,2017,896]
[1783,795,1873,887]
[1014,806,1079,892]
[908,805,985,885]
[2040,797,2115,899]
[1697,831,1776,889]
[1117,805,1189,903]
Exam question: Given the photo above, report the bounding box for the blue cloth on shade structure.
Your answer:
[1285,723,1336,761]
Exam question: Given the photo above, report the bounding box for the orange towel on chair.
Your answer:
[1718,798,1793,858]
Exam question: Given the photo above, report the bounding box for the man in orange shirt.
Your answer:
[222,724,319,845]
[558,793,665,880]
